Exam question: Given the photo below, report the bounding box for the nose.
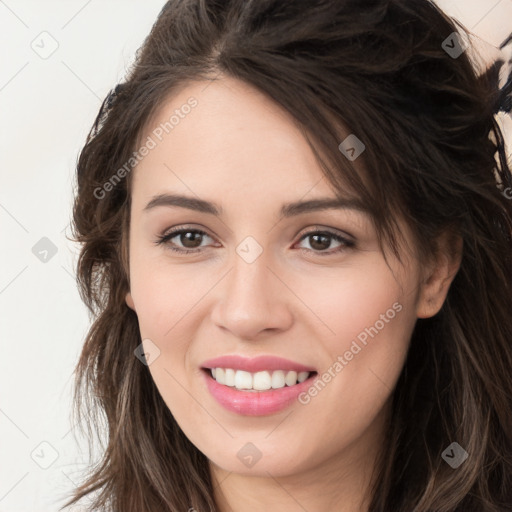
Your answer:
[210,248,294,340]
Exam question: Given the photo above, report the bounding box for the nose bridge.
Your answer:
[228,241,273,309]
[210,236,292,338]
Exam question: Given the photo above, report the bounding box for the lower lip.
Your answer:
[202,369,318,416]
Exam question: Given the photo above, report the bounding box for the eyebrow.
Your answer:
[143,193,370,217]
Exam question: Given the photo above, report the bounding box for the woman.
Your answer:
[63,0,512,510]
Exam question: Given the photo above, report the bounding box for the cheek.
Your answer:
[295,258,417,421]
[128,246,207,336]
[287,255,415,347]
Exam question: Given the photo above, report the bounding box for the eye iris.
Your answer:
[309,233,331,251]
[181,231,203,248]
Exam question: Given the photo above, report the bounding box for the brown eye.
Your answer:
[156,228,216,253]
[296,230,354,255]
[177,231,204,248]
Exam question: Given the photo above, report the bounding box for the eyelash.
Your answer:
[155,226,355,256]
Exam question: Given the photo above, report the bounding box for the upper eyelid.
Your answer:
[160,225,215,240]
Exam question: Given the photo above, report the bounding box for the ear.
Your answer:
[125,291,135,311]
[416,230,462,319]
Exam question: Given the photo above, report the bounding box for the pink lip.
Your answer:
[201,369,317,416]
[201,355,316,373]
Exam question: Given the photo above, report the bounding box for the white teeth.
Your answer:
[210,368,312,390]
[297,371,309,383]
[215,368,225,385]
[234,370,253,390]
[271,370,285,389]
[253,371,272,391]
[224,368,235,387]
[285,371,298,386]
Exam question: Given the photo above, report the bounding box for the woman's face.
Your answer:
[125,76,440,480]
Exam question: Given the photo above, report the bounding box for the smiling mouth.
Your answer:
[202,367,318,392]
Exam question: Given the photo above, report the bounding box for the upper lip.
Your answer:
[201,355,316,373]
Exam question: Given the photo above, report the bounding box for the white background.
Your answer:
[0,1,511,510]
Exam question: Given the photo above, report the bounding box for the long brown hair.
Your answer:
[62,1,512,510]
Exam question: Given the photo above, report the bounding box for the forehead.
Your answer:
[130,76,344,202]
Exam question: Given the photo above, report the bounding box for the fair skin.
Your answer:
[125,75,461,512]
